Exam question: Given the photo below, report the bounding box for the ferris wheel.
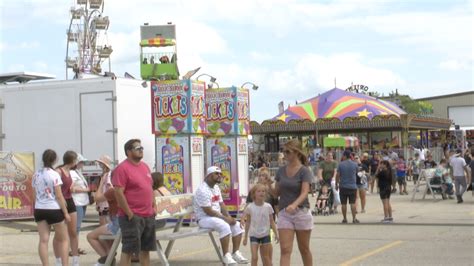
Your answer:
[65,0,112,79]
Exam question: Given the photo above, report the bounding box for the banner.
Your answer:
[190,81,206,134]
[206,88,236,136]
[236,88,250,135]
[0,152,35,220]
[151,80,190,134]
[156,136,190,194]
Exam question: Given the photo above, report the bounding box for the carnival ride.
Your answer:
[140,36,179,80]
[66,0,112,79]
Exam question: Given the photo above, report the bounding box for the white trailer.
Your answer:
[0,77,155,170]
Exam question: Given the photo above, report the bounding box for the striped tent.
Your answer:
[140,37,176,47]
[272,88,406,123]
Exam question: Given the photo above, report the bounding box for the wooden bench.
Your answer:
[101,194,223,266]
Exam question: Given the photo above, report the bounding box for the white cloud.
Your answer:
[439,59,472,71]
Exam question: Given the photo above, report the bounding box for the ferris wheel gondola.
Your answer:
[65,0,112,79]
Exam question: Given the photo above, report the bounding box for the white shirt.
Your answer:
[194,182,223,220]
[450,156,467,177]
[32,168,63,209]
[71,170,89,206]
[244,202,274,238]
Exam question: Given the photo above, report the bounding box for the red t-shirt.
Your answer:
[112,159,154,217]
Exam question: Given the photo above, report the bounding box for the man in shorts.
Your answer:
[194,166,248,265]
[335,151,359,224]
[112,139,156,266]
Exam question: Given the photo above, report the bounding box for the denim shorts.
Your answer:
[250,235,271,245]
[118,215,157,254]
[277,208,313,231]
[107,216,120,235]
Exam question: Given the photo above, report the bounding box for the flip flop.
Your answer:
[78,248,87,255]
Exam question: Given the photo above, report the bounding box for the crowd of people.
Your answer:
[32,139,174,266]
[31,137,472,266]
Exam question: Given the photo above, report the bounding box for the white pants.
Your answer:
[198,217,244,239]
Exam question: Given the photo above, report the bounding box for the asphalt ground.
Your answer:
[0,183,473,266]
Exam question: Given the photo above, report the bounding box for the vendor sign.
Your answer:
[236,88,250,135]
[156,137,190,194]
[206,88,236,136]
[151,80,206,135]
[0,152,34,220]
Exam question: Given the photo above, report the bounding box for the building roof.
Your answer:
[416,91,474,101]
[0,72,56,84]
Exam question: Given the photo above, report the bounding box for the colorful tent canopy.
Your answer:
[272,88,406,123]
[323,136,359,148]
[140,37,176,47]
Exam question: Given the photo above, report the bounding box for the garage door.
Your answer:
[448,106,474,127]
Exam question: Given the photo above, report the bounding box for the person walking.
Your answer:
[70,154,90,255]
[335,150,359,224]
[354,155,368,213]
[274,140,313,266]
[194,166,248,265]
[446,149,471,203]
[243,184,279,266]
[57,151,80,266]
[376,160,393,223]
[112,139,157,266]
[32,149,71,266]
[318,152,339,213]
[369,152,380,193]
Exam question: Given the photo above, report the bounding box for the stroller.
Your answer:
[312,181,334,216]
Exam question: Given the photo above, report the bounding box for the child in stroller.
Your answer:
[312,183,332,216]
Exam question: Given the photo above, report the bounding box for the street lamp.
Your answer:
[241,82,259,90]
[197,73,219,89]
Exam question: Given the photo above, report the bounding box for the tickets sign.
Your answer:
[0,152,35,220]
[151,80,206,135]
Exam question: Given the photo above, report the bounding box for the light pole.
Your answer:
[240,81,259,91]
[197,73,219,89]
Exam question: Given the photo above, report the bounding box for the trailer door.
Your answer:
[80,92,115,161]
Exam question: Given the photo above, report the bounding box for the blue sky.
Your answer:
[1,0,472,122]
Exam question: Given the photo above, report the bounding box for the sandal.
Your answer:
[353,219,360,224]
[69,249,86,256]
[341,219,348,224]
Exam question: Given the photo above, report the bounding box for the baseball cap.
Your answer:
[206,166,222,176]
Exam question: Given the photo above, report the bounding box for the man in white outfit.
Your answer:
[194,166,248,265]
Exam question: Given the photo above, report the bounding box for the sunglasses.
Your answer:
[132,146,144,151]
[283,149,293,154]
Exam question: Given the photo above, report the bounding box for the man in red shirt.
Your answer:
[113,139,156,266]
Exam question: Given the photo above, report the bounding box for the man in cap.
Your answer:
[194,166,248,265]
[445,148,471,203]
[336,150,359,223]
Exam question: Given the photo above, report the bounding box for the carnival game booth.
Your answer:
[151,80,206,196]
[205,87,250,216]
[250,88,452,157]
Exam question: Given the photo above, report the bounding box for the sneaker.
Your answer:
[232,250,249,264]
[361,209,366,213]
[382,219,393,224]
[72,256,79,266]
[55,258,62,266]
[352,218,360,224]
[223,253,237,265]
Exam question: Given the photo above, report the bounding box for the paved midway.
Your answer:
[0,184,473,265]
